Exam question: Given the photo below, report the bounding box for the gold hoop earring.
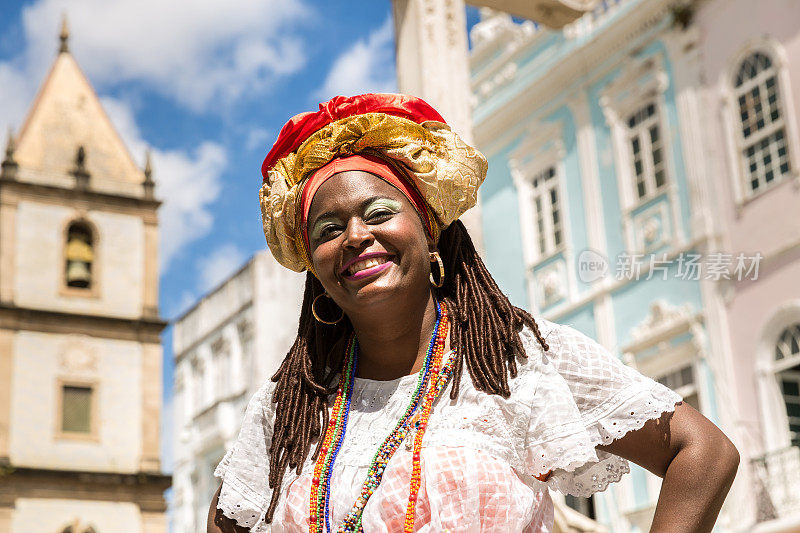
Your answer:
[312,293,344,325]
[429,251,445,288]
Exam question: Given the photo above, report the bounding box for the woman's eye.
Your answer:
[318,224,342,239]
[366,209,394,221]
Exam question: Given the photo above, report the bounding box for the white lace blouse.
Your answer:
[214,319,681,532]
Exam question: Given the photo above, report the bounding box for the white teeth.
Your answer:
[347,256,388,275]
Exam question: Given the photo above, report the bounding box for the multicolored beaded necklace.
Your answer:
[308,300,454,533]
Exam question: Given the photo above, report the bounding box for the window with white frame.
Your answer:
[625,101,668,202]
[528,165,563,259]
[212,337,230,401]
[734,51,792,195]
[191,357,204,412]
[657,364,699,411]
[237,319,254,384]
[775,323,800,448]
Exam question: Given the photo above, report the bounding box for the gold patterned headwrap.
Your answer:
[259,93,488,274]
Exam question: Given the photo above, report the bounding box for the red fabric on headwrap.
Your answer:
[300,154,435,252]
[261,94,446,180]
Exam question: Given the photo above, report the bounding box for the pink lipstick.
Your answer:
[344,260,394,280]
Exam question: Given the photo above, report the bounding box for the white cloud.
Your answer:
[16,0,310,113]
[315,16,397,101]
[246,127,272,152]
[197,243,246,292]
[101,97,227,269]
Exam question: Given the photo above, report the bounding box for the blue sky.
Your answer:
[0,0,480,470]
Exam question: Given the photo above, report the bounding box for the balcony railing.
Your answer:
[751,446,800,522]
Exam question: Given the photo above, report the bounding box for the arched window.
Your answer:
[733,51,792,196]
[775,323,800,448]
[65,221,94,289]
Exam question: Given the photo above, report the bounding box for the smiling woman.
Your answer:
[208,94,739,533]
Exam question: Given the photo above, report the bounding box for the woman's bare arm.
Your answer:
[600,401,739,532]
[207,483,250,533]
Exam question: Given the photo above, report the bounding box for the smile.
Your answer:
[341,253,395,280]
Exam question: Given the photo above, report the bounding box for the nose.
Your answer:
[343,217,374,249]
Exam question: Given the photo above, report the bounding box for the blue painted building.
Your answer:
[469,1,733,530]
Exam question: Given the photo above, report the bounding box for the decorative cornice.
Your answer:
[470,10,540,68]
[471,0,599,30]
[174,301,253,364]
[630,300,694,342]
[0,465,171,512]
[599,53,669,126]
[509,119,565,186]
[473,0,675,152]
[0,176,161,222]
[0,304,167,344]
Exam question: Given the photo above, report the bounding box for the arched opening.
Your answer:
[774,323,800,448]
[65,221,94,289]
[60,524,97,533]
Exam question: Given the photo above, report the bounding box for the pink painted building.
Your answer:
[693,0,800,530]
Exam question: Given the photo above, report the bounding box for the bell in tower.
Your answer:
[65,223,93,288]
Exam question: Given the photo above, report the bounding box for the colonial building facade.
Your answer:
[692,0,800,529]
[171,252,304,532]
[468,0,800,531]
[0,26,169,533]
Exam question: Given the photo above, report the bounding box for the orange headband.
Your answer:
[299,154,436,256]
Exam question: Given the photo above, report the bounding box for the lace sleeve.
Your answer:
[213,380,276,530]
[524,321,681,497]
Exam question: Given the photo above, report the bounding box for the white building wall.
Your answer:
[171,251,304,533]
[252,252,305,383]
[12,498,141,533]
[10,330,143,472]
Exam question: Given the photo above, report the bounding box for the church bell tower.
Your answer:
[0,19,170,532]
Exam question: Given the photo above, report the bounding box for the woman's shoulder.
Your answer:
[519,318,618,369]
[514,317,564,374]
[248,378,277,411]
[518,318,560,354]
[512,318,630,397]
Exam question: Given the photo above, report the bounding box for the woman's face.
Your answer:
[306,170,434,312]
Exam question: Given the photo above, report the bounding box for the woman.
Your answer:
[209,94,739,532]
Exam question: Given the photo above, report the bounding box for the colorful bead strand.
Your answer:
[402,316,454,532]
[309,336,357,532]
[342,302,449,533]
[323,341,358,533]
[308,302,453,533]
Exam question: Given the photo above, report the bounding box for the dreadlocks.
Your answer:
[264,220,550,521]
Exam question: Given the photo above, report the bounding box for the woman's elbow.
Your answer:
[699,431,740,486]
[720,437,740,482]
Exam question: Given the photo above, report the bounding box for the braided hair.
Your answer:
[264,220,550,521]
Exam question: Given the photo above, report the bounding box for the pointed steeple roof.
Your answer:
[13,21,145,190]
